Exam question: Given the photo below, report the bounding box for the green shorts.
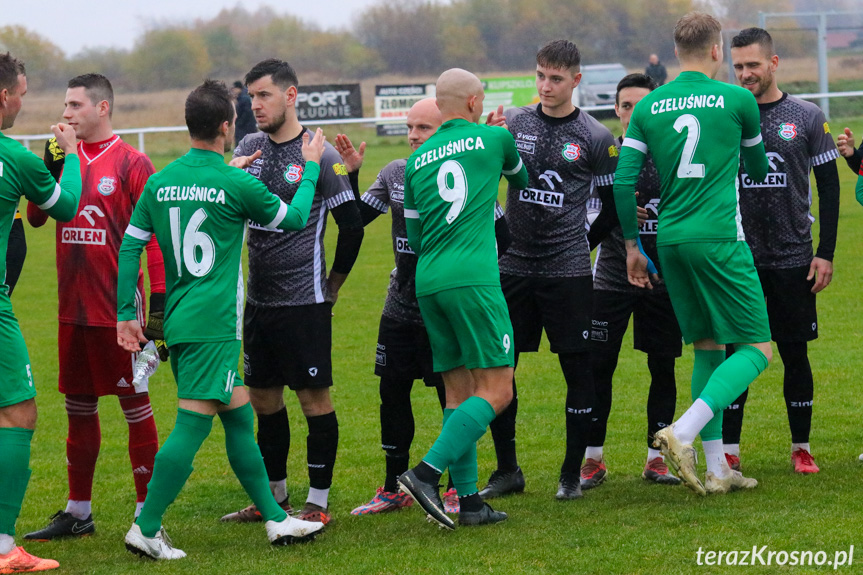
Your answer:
[0,307,36,408]
[658,241,770,345]
[417,286,514,373]
[169,340,244,405]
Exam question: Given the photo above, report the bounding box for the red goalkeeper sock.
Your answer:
[65,395,100,502]
[120,394,159,503]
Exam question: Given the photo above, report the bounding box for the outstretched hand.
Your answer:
[302,128,326,164]
[486,105,507,129]
[837,127,855,158]
[334,133,366,173]
[229,149,262,169]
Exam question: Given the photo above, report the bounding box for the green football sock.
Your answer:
[136,409,213,537]
[220,403,287,523]
[449,440,478,496]
[691,350,726,442]
[700,345,769,417]
[0,428,33,536]
[424,397,494,473]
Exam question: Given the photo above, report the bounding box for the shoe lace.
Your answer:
[582,459,603,476]
[157,527,174,548]
[795,450,815,465]
[48,510,65,523]
[648,458,669,473]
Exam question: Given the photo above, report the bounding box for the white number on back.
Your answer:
[437,160,468,224]
[673,114,705,179]
[168,207,216,278]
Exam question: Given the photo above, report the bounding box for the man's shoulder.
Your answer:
[236,131,270,153]
[382,158,408,178]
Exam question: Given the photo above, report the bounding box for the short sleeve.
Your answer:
[317,142,355,210]
[807,105,839,167]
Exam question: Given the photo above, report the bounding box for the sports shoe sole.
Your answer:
[653,428,705,496]
[270,532,320,546]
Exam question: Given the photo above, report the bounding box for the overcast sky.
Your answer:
[3,0,399,56]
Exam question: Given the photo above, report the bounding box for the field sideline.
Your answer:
[9,116,863,574]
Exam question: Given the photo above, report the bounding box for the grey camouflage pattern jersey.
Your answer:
[738,94,838,269]
[235,129,355,306]
[591,137,667,293]
[499,104,618,278]
[362,158,504,326]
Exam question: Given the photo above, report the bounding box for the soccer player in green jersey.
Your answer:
[0,52,82,574]
[397,68,528,529]
[613,12,772,496]
[116,80,325,559]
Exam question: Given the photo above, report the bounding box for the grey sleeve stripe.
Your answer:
[810,148,840,167]
[404,208,419,219]
[502,157,524,175]
[741,133,763,147]
[37,183,62,210]
[360,193,388,213]
[264,201,289,229]
[622,137,647,154]
[125,224,153,241]
[325,190,356,209]
[593,173,615,187]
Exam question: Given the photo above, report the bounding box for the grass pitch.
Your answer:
[9,118,863,574]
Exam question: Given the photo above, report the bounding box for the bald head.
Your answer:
[435,68,484,123]
[406,97,442,150]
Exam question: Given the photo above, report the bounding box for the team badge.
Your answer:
[284,164,303,183]
[562,143,581,162]
[778,123,797,141]
[97,176,116,195]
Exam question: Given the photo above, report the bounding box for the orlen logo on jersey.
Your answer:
[741,152,786,188]
[97,176,116,196]
[63,205,107,245]
[520,188,563,207]
[778,123,797,141]
[641,199,660,234]
[396,237,415,254]
[284,164,303,184]
[561,143,581,162]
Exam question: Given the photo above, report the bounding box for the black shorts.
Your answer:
[501,274,593,354]
[758,266,818,342]
[243,302,333,390]
[590,289,683,358]
[374,316,442,387]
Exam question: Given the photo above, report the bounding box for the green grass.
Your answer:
[10,117,863,574]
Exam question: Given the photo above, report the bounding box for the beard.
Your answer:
[258,108,287,134]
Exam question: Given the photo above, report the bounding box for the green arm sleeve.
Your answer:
[613,145,646,240]
[279,161,318,231]
[740,139,769,184]
[856,173,863,207]
[403,172,422,255]
[501,130,529,189]
[40,154,82,222]
[245,161,320,232]
[117,235,148,322]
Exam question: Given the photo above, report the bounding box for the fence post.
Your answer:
[138,131,145,154]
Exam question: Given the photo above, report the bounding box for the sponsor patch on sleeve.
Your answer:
[332,163,348,176]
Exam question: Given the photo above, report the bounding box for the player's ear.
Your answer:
[285,85,298,107]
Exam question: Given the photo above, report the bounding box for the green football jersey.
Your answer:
[117,148,318,344]
[614,71,768,246]
[403,119,527,297]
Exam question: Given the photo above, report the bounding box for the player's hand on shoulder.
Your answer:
[837,128,855,158]
[486,105,507,129]
[117,320,148,353]
[302,128,326,165]
[229,149,262,169]
[51,123,77,155]
[334,133,365,173]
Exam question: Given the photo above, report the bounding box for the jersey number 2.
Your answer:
[673,114,705,179]
[169,207,215,278]
[437,160,468,224]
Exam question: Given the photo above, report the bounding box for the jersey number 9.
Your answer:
[437,160,468,224]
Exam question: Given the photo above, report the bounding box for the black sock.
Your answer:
[306,411,338,490]
[459,492,483,513]
[257,407,289,481]
[560,352,594,475]
[589,350,617,447]
[414,460,442,484]
[646,355,676,447]
[379,377,415,492]
[778,341,814,444]
[721,344,747,445]
[488,377,519,472]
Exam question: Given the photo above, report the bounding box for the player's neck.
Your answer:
[81,124,114,145]
[191,136,227,155]
[268,116,303,145]
[679,59,720,79]
[541,101,576,119]
[755,85,783,105]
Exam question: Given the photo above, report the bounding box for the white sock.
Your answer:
[673,399,715,445]
[0,534,14,555]
[585,446,604,461]
[792,442,810,454]
[134,502,144,518]
[724,443,740,456]
[703,440,730,478]
[65,500,92,520]
[270,479,288,504]
[306,487,329,509]
[647,448,662,461]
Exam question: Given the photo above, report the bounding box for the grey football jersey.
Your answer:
[738,94,838,269]
[499,105,618,277]
[236,130,355,306]
[592,138,666,293]
[362,158,504,325]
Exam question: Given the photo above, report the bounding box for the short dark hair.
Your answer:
[536,40,581,72]
[185,79,234,142]
[0,52,26,94]
[674,12,722,59]
[731,27,775,55]
[615,73,657,105]
[244,59,298,91]
[68,73,114,117]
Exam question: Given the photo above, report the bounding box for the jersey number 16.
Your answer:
[169,207,215,278]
